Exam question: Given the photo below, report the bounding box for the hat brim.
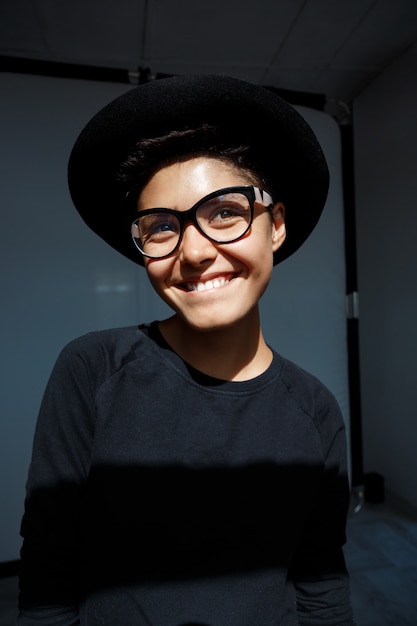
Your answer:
[68,74,329,266]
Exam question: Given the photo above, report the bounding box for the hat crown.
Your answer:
[68,74,329,266]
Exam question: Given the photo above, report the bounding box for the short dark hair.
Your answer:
[117,125,274,200]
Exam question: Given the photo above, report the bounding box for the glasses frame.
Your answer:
[131,185,274,260]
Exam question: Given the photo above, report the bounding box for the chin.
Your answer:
[178,309,253,334]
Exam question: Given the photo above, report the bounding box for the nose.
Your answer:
[178,222,217,265]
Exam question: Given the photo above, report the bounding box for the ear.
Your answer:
[271,202,286,252]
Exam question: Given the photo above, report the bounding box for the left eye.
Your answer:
[207,203,248,225]
[213,208,237,220]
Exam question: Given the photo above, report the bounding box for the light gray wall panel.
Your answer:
[0,73,348,561]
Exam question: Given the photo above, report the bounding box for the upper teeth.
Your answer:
[186,277,229,292]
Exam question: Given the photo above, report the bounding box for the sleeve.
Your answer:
[18,339,98,625]
[290,390,356,626]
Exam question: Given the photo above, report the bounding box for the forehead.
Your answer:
[138,157,255,210]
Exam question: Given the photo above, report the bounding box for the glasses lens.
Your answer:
[196,192,251,242]
[132,212,181,258]
[131,190,253,259]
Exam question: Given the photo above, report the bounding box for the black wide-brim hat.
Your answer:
[68,74,329,266]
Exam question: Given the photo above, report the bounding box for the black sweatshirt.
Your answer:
[19,323,356,625]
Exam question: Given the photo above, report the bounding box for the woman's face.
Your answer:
[139,157,286,333]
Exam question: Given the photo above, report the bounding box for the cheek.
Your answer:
[229,222,276,265]
[145,259,171,293]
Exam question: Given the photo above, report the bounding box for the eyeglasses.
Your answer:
[131,185,273,260]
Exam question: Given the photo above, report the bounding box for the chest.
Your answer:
[90,362,323,468]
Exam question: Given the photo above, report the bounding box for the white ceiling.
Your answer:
[1,0,417,107]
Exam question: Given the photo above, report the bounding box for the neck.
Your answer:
[158,308,272,381]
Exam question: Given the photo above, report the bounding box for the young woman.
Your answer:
[18,75,356,625]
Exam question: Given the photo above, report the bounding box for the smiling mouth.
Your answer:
[181,276,232,292]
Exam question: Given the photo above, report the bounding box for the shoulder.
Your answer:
[51,324,155,386]
[278,356,337,405]
[276,353,345,435]
[61,324,144,355]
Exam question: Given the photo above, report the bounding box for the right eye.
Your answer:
[138,214,180,242]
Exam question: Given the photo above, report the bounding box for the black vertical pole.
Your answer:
[341,122,364,489]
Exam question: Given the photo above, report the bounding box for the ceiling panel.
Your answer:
[0,0,45,55]
[267,0,376,67]
[312,68,378,105]
[37,0,146,66]
[332,0,417,68]
[1,0,417,104]
[145,0,304,66]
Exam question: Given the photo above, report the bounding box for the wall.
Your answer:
[354,41,417,508]
[0,72,348,562]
